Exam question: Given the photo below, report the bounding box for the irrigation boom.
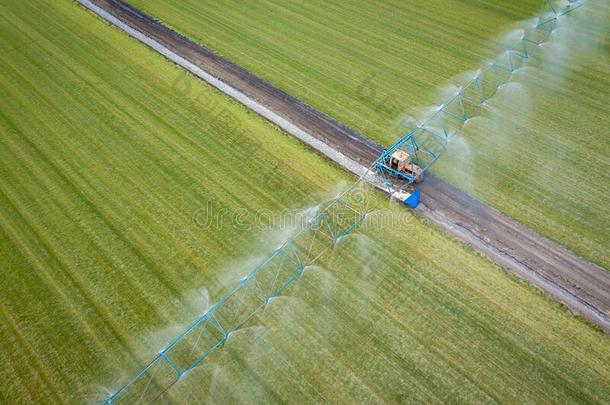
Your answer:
[97,1,582,403]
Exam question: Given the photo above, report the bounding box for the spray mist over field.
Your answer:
[429,1,610,268]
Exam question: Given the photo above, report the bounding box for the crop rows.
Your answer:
[0,1,608,403]
[128,0,610,269]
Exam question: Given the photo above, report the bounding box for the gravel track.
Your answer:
[79,0,610,333]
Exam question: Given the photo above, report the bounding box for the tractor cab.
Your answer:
[388,150,423,183]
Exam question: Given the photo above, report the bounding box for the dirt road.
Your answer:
[80,0,610,333]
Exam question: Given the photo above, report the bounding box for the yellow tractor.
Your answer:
[387,150,423,183]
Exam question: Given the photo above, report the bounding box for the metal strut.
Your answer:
[373,0,582,191]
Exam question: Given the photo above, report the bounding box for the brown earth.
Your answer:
[82,0,610,333]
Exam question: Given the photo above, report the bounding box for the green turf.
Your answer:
[1,1,610,404]
[126,0,542,145]
[0,1,346,402]
[126,0,610,269]
[432,4,610,268]
[153,206,610,404]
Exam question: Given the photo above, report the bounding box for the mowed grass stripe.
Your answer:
[0,198,130,397]
[434,8,610,267]
[293,261,531,402]
[291,277,499,403]
[0,65,184,320]
[0,303,62,402]
[0,1,347,401]
[369,224,609,381]
[0,78,202,301]
[2,2,324,215]
[128,0,610,269]
[251,278,481,404]
[343,224,609,401]
[357,265,582,402]
[1,0,332,286]
[0,126,176,334]
[0,53,234,296]
[0,0,211,316]
[161,208,610,403]
[129,0,540,142]
[2,1,610,403]
[0,134,156,374]
[0,198,120,378]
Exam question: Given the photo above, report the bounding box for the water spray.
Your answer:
[97,1,583,403]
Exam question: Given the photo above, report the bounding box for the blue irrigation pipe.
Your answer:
[99,1,583,402]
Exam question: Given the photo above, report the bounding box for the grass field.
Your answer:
[432,4,610,268]
[126,0,610,269]
[127,0,542,145]
[1,1,610,404]
[0,1,347,401]
[150,207,610,404]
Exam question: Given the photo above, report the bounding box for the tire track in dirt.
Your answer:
[78,0,610,333]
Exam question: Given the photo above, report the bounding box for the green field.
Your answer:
[1,1,610,404]
[127,0,542,145]
[433,4,610,268]
[160,209,610,403]
[0,1,346,401]
[127,0,610,269]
